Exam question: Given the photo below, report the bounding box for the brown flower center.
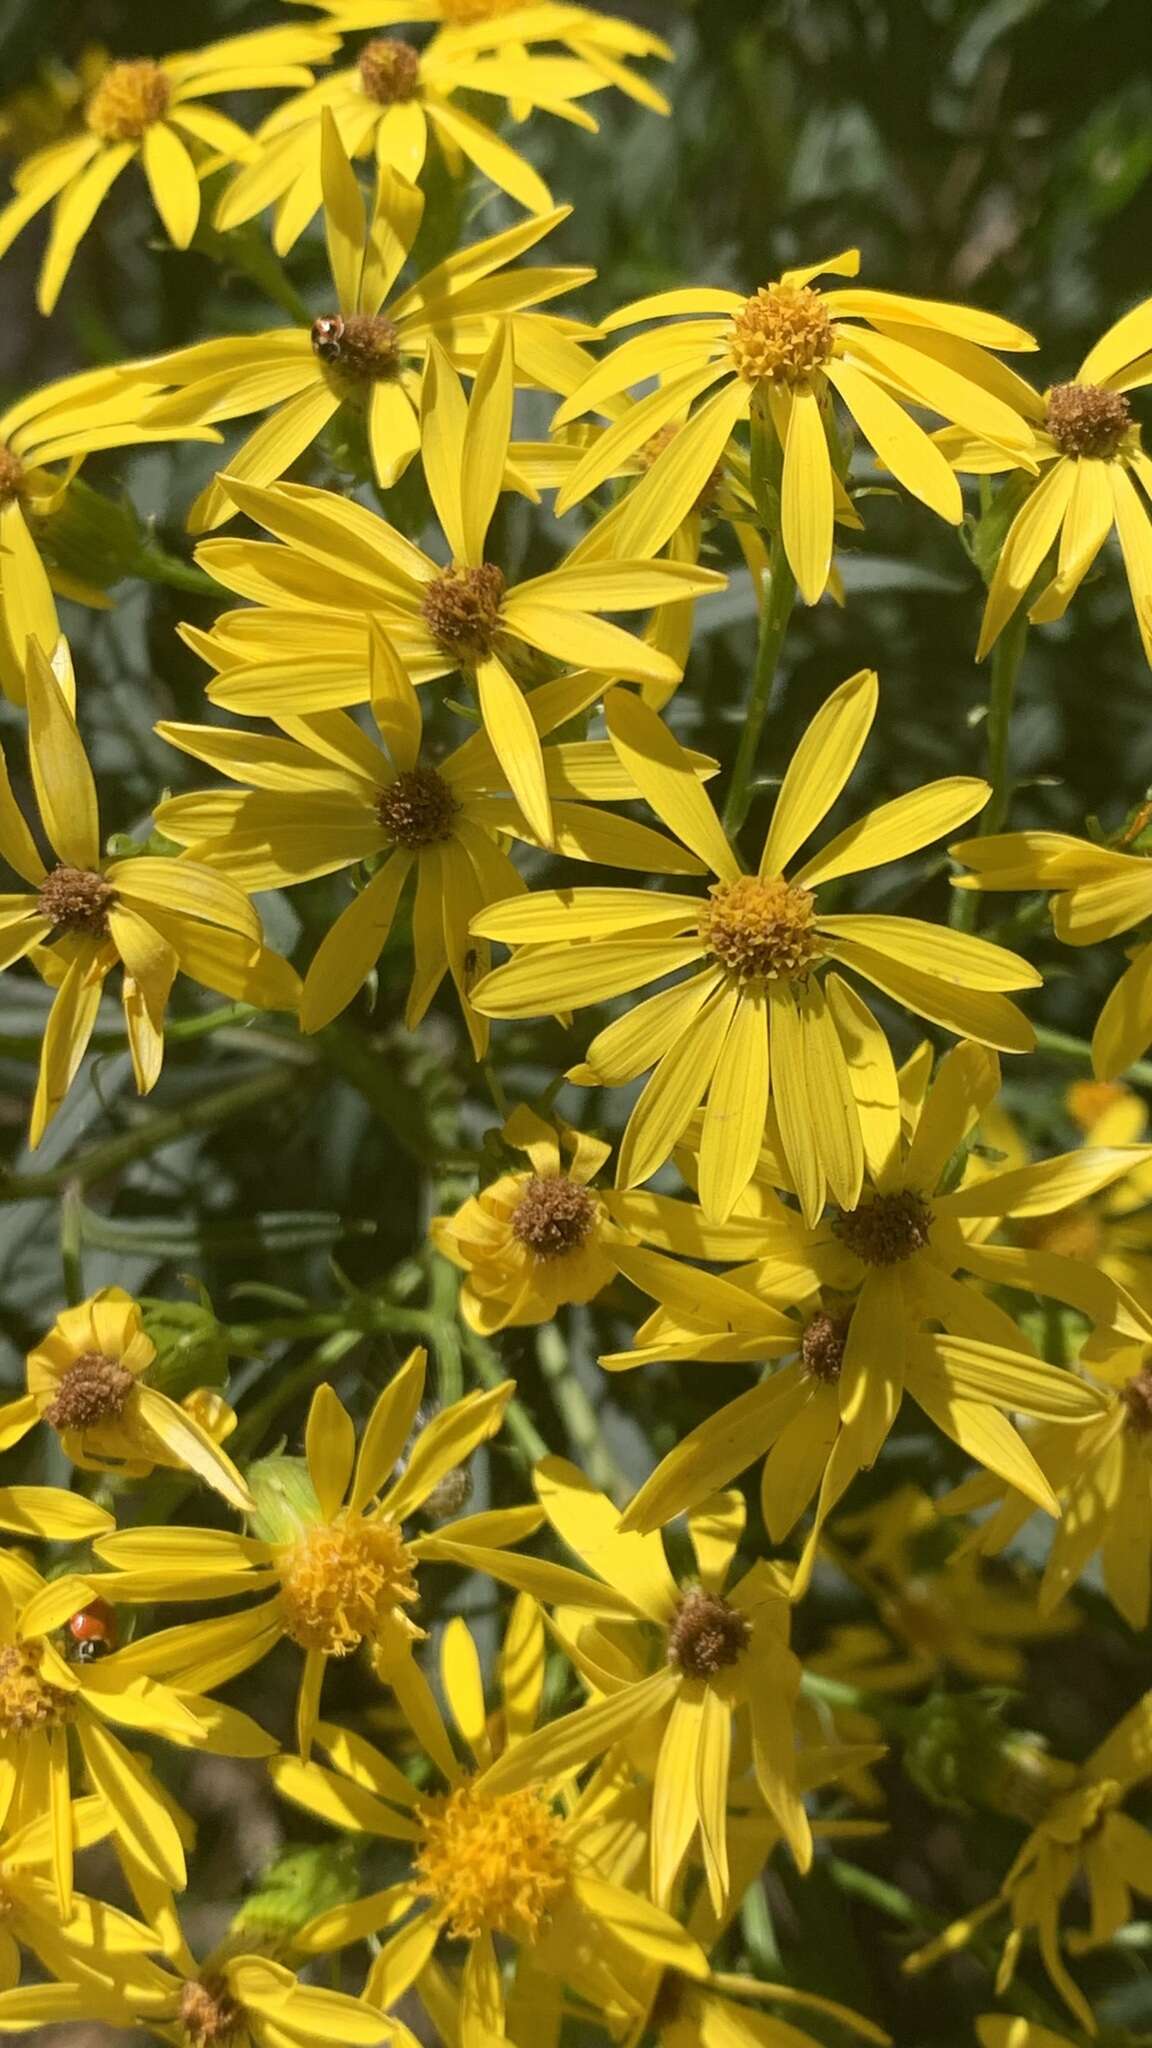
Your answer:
[376,766,459,849]
[1045,381,1133,460]
[667,1589,751,1680]
[833,1189,934,1266]
[510,1174,597,1259]
[729,283,835,385]
[0,1646,72,1734]
[359,38,422,105]
[178,1977,243,2048]
[85,59,170,141]
[0,445,25,504]
[421,563,506,664]
[801,1308,851,1383]
[37,864,115,937]
[698,874,822,985]
[311,312,402,380]
[1121,1365,1152,1436]
[42,1350,135,1431]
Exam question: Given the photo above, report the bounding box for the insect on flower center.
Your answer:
[729,283,835,386]
[698,874,822,985]
[801,1308,852,1383]
[0,1645,72,1734]
[311,313,402,380]
[413,1780,570,1940]
[667,1588,751,1680]
[85,59,171,141]
[421,563,506,663]
[277,1516,419,1655]
[376,765,459,849]
[833,1188,934,1266]
[42,1350,135,1431]
[37,864,115,938]
[359,38,422,105]
[510,1173,597,1259]
[1121,1364,1152,1435]
[178,1976,243,2048]
[0,445,26,504]
[1045,381,1133,461]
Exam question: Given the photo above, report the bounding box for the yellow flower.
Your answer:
[0,643,300,1145]
[432,1104,635,1329]
[550,248,1038,604]
[953,826,1152,1081]
[0,1289,252,1514]
[979,1080,1152,1302]
[152,631,711,1046]
[276,1595,710,2040]
[0,1795,167,2013]
[180,328,724,847]
[940,294,1152,665]
[129,113,596,531]
[0,26,338,314]
[92,1349,537,1755]
[215,26,606,245]
[472,669,1037,1224]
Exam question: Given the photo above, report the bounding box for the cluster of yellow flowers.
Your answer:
[3,5,1152,2046]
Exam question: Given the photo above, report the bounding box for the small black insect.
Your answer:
[311,315,346,363]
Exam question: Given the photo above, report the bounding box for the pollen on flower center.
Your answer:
[178,1976,243,2048]
[359,38,422,105]
[0,445,25,504]
[277,1516,420,1655]
[37,864,115,937]
[1121,1365,1152,1435]
[421,563,507,663]
[1045,381,1133,460]
[698,874,822,985]
[0,1645,72,1734]
[833,1188,934,1266]
[510,1174,597,1259]
[85,59,171,141]
[413,1780,570,1940]
[376,766,459,849]
[310,313,401,380]
[42,1350,135,1431]
[667,1588,751,1680]
[801,1308,851,1382]
[728,283,835,386]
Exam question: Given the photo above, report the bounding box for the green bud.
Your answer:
[140,1291,231,1401]
[904,1692,1068,1822]
[35,478,145,592]
[230,1842,361,1944]
[246,1455,322,1543]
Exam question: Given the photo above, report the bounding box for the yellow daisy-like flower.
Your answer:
[953,826,1152,1082]
[276,1595,711,2040]
[93,1349,536,1756]
[182,329,724,847]
[0,643,300,1146]
[128,113,596,531]
[939,294,1152,665]
[152,632,711,1047]
[0,1289,252,1514]
[471,669,1037,1224]
[0,25,339,314]
[215,26,604,246]
[905,1688,1152,2032]
[432,1104,636,1329]
[550,248,1038,604]
[0,1794,169,2014]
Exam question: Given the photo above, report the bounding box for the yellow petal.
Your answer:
[826,356,963,521]
[141,123,201,248]
[24,640,99,869]
[699,989,770,1222]
[760,668,877,878]
[781,385,834,603]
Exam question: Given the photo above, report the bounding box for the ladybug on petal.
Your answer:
[67,1596,118,1662]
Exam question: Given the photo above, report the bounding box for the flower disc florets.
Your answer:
[85,59,170,140]
[376,766,459,849]
[277,1516,419,1655]
[421,563,507,663]
[699,874,821,985]
[0,446,25,504]
[801,1309,851,1383]
[0,1646,72,1735]
[42,1350,134,1431]
[178,1977,243,2048]
[729,283,835,386]
[1121,1365,1152,1435]
[37,864,115,937]
[358,38,421,105]
[413,1781,570,1940]
[833,1189,934,1266]
[667,1589,751,1679]
[310,313,401,380]
[1045,381,1133,460]
[510,1174,597,1259]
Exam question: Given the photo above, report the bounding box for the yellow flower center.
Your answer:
[800,1308,851,1382]
[1045,381,1132,460]
[413,1780,570,1940]
[1066,1078,1129,1130]
[833,1189,934,1266]
[178,1977,243,2048]
[0,1645,72,1735]
[666,1589,751,1679]
[728,283,835,385]
[1017,1205,1103,1265]
[85,59,170,141]
[310,313,402,381]
[510,1174,597,1259]
[359,38,422,105]
[277,1516,420,1655]
[0,445,26,505]
[376,766,460,849]
[421,563,507,664]
[42,1349,135,1432]
[1121,1365,1152,1436]
[37,864,115,938]
[698,874,822,985]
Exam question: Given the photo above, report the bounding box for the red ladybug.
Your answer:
[67,1598,118,1662]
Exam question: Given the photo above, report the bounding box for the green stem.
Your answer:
[1035,1024,1152,1089]
[535,1322,625,1501]
[59,1183,84,1305]
[317,1019,441,1166]
[953,612,1028,931]
[800,1669,916,1735]
[722,527,796,841]
[131,544,222,598]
